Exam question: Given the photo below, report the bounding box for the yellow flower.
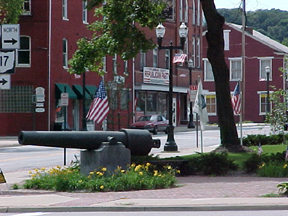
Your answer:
[121,170,125,173]
[28,171,32,174]
[89,171,94,175]
[34,168,38,172]
[153,170,158,176]
[101,167,107,172]
[78,180,83,183]
[259,163,265,169]
[283,164,287,169]
[97,171,103,176]
[40,167,46,171]
[135,165,142,172]
[176,170,181,173]
[31,173,36,178]
[167,166,172,170]
[100,185,104,190]
[139,172,143,175]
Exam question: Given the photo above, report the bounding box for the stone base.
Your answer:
[80,142,131,175]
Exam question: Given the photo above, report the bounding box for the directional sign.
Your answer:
[1,24,20,49]
[0,74,11,89]
[0,50,15,74]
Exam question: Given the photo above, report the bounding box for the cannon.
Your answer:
[18,129,160,156]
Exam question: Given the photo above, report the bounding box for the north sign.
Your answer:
[1,24,20,49]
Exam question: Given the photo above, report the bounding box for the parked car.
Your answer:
[130,115,168,135]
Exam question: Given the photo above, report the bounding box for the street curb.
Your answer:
[2,205,288,213]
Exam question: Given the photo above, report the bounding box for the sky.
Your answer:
[215,0,288,12]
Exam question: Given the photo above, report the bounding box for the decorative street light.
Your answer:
[156,22,188,152]
[82,72,87,130]
[265,66,270,114]
[187,59,195,128]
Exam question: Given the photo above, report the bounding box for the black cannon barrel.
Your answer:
[18,129,160,156]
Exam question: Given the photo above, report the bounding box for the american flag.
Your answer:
[173,53,187,63]
[86,78,109,123]
[231,81,241,115]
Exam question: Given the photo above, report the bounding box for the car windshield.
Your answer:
[138,115,157,121]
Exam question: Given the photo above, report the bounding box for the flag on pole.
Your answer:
[258,142,263,156]
[173,53,187,63]
[193,80,209,130]
[231,81,241,115]
[86,78,109,123]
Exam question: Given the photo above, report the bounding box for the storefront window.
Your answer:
[147,92,157,113]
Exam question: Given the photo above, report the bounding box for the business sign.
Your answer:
[35,87,45,102]
[0,74,10,89]
[189,85,198,102]
[1,24,20,49]
[143,67,169,85]
[0,50,15,74]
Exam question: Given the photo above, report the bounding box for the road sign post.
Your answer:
[1,24,20,50]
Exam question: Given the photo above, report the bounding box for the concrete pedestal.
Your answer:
[80,142,131,175]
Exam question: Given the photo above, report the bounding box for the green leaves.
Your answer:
[0,0,24,24]
[68,0,166,75]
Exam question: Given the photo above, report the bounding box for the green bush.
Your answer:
[242,154,262,174]
[242,134,286,147]
[277,182,288,196]
[23,163,177,192]
[257,162,288,177]
[185,153,238,176]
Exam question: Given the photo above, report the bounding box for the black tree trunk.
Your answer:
[201,0,243,151]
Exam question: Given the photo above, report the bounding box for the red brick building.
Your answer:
[0,0,203,136]
[202,23,288,123]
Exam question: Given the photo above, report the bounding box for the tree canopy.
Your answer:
[217,8,288,45]
[68,0,166,75]
[0,0,24,24]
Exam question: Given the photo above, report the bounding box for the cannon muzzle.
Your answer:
[18,129,160,156]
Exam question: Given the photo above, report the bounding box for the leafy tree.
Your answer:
[265,57,288,133]
[68,0,165,75]
[0,0,24,24]
[201,0,243,151]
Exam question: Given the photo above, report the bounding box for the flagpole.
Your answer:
[241,0,246,145]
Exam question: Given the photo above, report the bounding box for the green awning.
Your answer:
[72,85,90,99]
[55,83,77,99]
[85,85,98,98]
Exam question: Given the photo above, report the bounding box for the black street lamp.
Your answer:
[155,22,188,152]
[187,59,195,128]
[82,72,87,130]
[266,66,270,114]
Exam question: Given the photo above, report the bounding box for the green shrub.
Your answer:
[242,154,262,174]
[257,162,288,177]
[242,134,286,146]
[185,153,238,176]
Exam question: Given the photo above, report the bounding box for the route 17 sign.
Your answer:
[0,50,15,74]
[1,24,20,49]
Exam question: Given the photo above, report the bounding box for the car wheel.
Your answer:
[153,126,158,135]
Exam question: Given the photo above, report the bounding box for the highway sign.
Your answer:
[0,50,15,74]
[0,74,11,89]
[1,24,20,49]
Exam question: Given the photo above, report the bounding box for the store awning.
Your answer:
[85,85,98,98]
[55,83,77,99]
[72,85,91,99]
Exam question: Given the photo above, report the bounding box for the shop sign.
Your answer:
[143,67,169,85]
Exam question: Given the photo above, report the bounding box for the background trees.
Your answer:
[217,8,288,45]
[0,0,24,24]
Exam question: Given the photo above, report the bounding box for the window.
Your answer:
[259,58,273,81]
[113,54,117,74]
[0,85,33,113]
[165,50,170,69]
[224,30,231,51]
[109,87,118,110]
[62,0,68,20]
[140,51,146,70]
[162,0,174,20]
[124,60,128,76]
[230,58,242,80]
[206,94,217,115]
[102,56,106,72]
[82,1,88,23]
[192,0,196,25]
[153,48,158,68]
[23,0,31,15]
[197,0,201,26]
[120,89,129,110]
[259,92,272,115]
[63,38,68,68]
[203,59,214,81]
[17,36,30,66]
[196,37,201,68]
[192,36,196,67]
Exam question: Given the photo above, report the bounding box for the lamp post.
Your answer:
[82,72,87,130]
[187,59,195,128]
[156,22,188,151]
[266,66,270,114]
